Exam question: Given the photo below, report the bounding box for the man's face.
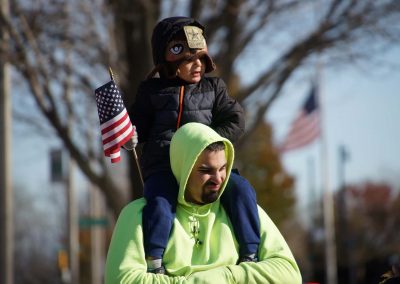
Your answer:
[185,149,227,205]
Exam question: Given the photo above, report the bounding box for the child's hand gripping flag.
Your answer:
[94,80,135,163]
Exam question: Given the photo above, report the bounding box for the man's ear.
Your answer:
[183,184,190,201]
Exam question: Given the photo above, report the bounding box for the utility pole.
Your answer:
[321,133,337,284]
[338,145,355,284]
[65,51,79,284]
[66,143,79,284]
[306,156,317,281]
[63,1,79,281]
[90,185,105,284]
[337,145,348,280]
[317,66,338,284]
[0,0,13,283]
[87,122,105,284]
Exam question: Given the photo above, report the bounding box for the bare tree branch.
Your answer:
[233,0,400,135]
[0,5,127,217]
[3,0,400,217]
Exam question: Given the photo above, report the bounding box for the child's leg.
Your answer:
[220,171,260,258]
[142,171,179,263]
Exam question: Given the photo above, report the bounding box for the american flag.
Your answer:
[95,80,134,163]
[280,85,320,153]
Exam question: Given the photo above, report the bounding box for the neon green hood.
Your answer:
[170,122,234,207]
[105,123,302,283]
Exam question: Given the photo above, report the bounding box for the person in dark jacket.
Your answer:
[128,16,260,273]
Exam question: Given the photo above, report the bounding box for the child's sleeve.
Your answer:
[211,78,245,143]
[128,81,154,143]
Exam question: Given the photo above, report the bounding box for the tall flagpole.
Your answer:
[0,0,13,283]
[64,3,79,279]
[317,62,338,284]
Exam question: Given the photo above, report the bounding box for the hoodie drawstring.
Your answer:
[188,215,202,247]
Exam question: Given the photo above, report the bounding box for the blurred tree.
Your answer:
[235,120,316,277]
[1,0,400,218]
[306,181,400,283]
[347,183,400,260]
[235,120,295,225]
[334,181,400,283]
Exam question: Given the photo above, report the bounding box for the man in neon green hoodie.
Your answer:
[105,122,302,283]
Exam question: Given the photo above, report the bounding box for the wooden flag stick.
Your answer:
[108,67,115,81]
[108,66,144,188]
[131,143,144,187]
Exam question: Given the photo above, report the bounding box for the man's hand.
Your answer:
[187,266,234,284]
[122,125,138,150]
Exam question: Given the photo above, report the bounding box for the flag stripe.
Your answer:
[110,151,120,159]
[95,80,134,163]
[110,148,121,163]
[103,125,134,154]
[101,111,131,141]
[111,157,121,163]
[283,112,319,142]
[100,108,128,131]
[280,85,320,153]
[281,120,320,151]
[290,111,318,130]
[288,119,320,145]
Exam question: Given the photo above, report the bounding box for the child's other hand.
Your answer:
[122,125,138,150]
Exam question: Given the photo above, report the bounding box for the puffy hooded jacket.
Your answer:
[105,123,302,283]
[130,76,244,179]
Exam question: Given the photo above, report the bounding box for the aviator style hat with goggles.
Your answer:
[148,17,216,79]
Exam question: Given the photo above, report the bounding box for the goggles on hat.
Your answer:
[165,26,215,73]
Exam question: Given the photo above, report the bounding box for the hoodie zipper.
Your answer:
[176,86,185,129]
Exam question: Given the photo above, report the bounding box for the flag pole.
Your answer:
[0,0,13,282]
[108,67,114,81]
[108,67,144,187]
[316,62,338,284]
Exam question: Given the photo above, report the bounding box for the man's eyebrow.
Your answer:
[198,163,227,170]
[198,164,211,170]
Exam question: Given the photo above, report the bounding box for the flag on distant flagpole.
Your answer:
[280,84,320,153]
[95,80,134,163]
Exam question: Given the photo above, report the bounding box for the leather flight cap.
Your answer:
[165,25,215,73]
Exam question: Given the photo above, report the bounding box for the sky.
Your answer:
[266,47,400,217]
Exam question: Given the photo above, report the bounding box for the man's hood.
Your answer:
[170,123,234,207]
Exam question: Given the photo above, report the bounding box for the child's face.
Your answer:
[177,57,206,84]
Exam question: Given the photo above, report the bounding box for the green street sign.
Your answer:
[79,217,109,228]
